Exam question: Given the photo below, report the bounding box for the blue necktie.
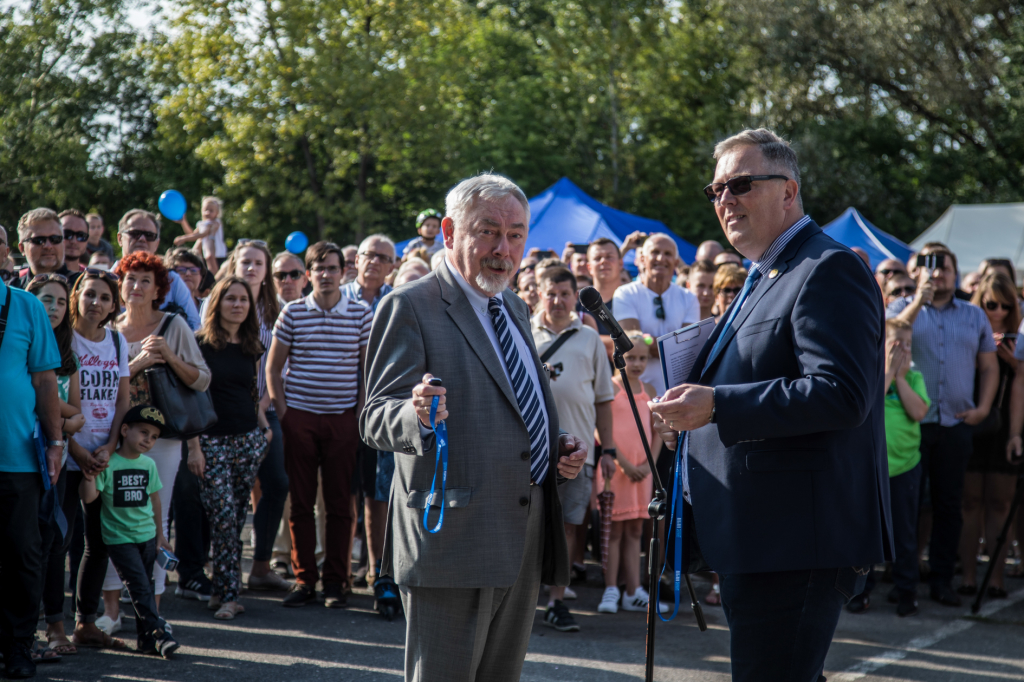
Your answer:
[488,297,548,484]
[704,265,761,372]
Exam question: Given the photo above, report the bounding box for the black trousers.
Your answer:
[719,567,866,682]
[0,473,43,649]
[919,423,973,587]
[863,462,922,596]
[172,440,210,581]
[75,497,108,623]
[106,539,167,648]
[39,465,70,623]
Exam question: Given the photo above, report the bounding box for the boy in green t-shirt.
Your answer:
[848,318,930,617]
[80,405,179,657]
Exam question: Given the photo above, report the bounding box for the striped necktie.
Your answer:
[704,265,761,372]
[488,297,549,484]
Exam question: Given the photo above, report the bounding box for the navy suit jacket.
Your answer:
[683,221,894,575]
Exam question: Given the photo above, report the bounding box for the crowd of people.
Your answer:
[0,193,1021,677]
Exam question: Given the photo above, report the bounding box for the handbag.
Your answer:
[143,314,218,439]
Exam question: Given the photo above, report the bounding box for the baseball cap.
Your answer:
[416,209,443,228]
[123,404,166,437]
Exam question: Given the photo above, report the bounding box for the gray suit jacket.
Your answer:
[360,263,569,589]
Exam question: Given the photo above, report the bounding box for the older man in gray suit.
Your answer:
[361,174,588,682]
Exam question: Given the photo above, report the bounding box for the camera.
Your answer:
[545,362,563,380]
[915,253,946,271]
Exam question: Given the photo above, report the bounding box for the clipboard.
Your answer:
[657,317,715,391]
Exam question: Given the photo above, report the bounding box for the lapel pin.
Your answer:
[768,268,779,279]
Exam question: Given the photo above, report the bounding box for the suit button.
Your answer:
[520,451,530,461]
[519,496,529,506]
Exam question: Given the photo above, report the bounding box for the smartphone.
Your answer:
[156,547,179,572]
[915,253,946,271]
[1002,333,1018,341]
[571,243,589,255]
[428,377,443,387]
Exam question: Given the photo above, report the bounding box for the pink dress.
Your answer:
[594,383,654,521]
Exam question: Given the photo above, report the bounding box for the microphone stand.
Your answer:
[610,330,707,682]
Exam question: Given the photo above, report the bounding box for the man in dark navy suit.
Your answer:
[651,129,893,682]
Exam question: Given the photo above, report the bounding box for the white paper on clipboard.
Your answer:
[657,317,716,391]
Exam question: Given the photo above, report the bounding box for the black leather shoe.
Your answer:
[281,582,317,608]
[323,583,348,609]
[896,590,919,617]
[846,592,870,613]
[3,641,36,679]
[887,586,900,604]
[929,583,962,607]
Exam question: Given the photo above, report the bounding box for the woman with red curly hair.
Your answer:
[100,252,210,623]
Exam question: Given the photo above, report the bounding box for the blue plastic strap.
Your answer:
[655,435,685,621]
[423,395,449,533]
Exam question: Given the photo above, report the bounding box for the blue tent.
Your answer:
[395,177,696,270]
[822,207,913,269]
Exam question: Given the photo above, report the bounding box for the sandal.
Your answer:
[71,630,128,650]
[207,594,222,611]
[987,585,1009,599]
[46,637,77,655]
[214,601,245,620]
[704,585,721,606]
[30,641,61,664]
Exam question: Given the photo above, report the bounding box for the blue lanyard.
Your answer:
[656,435,685,621]
[423,394,449,533]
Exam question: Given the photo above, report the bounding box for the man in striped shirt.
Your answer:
[266,240,373,609]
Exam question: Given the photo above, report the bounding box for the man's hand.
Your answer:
[46,445,62,485]
[915,270,934,306]
[621,231,648,253]
[649,384,715,433]
[651,409,678,449]
[599,453,616,480]
[412,373,447,427]
[556,434,587,479]
[956,406,990,426]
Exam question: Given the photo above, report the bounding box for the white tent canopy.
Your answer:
[911,203,1024,281]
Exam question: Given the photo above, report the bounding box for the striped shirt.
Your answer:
[886,296,995,426]
[273,292,373,413]
[752,214,811,276]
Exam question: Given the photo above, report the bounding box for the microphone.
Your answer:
[579,286,634,354]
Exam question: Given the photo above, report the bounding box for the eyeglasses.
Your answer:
[63,229,89,243]
[344,260,356,269]
[0,270,11,282]
[311,265,341,275]
[718,286,742,296]
[985,301,1014,312]
[237,239,268,248]
[31,273,68,285]
[653,295,665,320]
[173,266,202,277]
[273,269,304,281]
[125,229,159,242]
[25,234,64,246]
[703,175,790,203]
[888,285,916,297]
[359,251,394,264]
[876,268,906,277]
[83,267,119,282]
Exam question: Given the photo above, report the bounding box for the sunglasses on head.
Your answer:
[703,175,790,203]
[888,285,916,297]
[718,286,742,296]
[83,267,119,282]
[63,229,89,242]
[237,238,268,248]
[985,301,1014,312]
[31,272,68,285]
[125,229,158,242]
[273,269,304,281]
[653,295,665,320]
[26,234,64,246]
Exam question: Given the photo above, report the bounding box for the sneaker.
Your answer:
[120,586,132,604]
[563,586,578,600]
[846,592,870,614]
[323,583,347,609]
[248,571,291,592]
[543,600,580,632]
[175,574,213,602]
[598,586,620,613]
[154,632,180,659]
[622,586,669,613]
[896,590,919,617]
[281,582,317,608]
[929,583,962,607]
[95,614,122,635]
[271,559,293,577]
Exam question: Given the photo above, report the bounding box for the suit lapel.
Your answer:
[699,222,821,382]
[437,265,523,419]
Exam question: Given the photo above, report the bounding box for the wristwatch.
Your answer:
[602,448,617,460]
[47,439,64,448]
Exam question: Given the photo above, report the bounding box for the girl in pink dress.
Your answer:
[595,332,664,614]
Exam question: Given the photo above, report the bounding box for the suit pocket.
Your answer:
[736,317,780,338]
[745,450,829,472]
[407,487,473,509]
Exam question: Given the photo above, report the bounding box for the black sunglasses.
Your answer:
[718,286,742,296]
[703,175,790,203]
[985,301,1014,312]
[125,229,158,242]
[876,268,905,277]
[63,229,89,242]
[888,285,916,297]
[654,295,665,320]
[273,269,304,281]
[26,234,64,246]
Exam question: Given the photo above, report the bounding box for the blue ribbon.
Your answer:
[422,394,449,533]
[655,435,685,621]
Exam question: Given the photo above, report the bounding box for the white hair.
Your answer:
[359,233,396,256]
[444,173,530,232]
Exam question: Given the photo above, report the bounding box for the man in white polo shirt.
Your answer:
[613,233,700,395]
[266,240,373,610]
[532,265,616,633]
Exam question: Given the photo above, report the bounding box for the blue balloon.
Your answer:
[285,231,309,254]
[158,190,187,222]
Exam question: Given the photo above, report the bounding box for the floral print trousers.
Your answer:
[199,429,267,603]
